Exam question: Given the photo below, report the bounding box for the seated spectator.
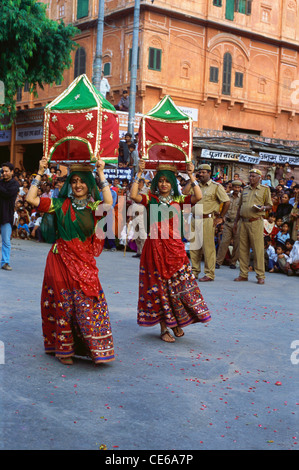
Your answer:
[41,183,53,198]
[19,180,30,197]
[286,176,295,188]
[265,236,276,272]
[270,245,288,273]
[285,231,299,276]
[262,173,272,187]
[278,178,289,191]
[271,194,279,213]
[289,183,299,205]
[276,222,290,247]
[263,212,278,243]
[30,212,44,242]
[18,207,30,225]
[276,193,293,223]
[17,217,30,239]
[290,190,299,239]
[28,213,38,233]
[285,238,295,257]
[52,176,66,198]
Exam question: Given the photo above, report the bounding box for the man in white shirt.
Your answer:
[100,71,110,98]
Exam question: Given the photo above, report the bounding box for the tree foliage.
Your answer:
[0,0,79,127]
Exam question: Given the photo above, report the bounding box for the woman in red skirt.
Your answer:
[130,160,211,343]
[27,157,115,365]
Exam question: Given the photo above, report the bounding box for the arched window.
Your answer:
[222,52,232,95]
[74,47,86,78]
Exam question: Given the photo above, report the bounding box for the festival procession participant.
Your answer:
[233,168,272,284]
[215,179,242,269]
[130,159,211,343]
[187,164,230,282]
[26,156,115,365]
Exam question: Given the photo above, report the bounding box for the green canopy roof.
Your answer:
[146,95,190,121]
[45,74,115,112]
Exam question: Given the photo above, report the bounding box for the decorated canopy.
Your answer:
[43,74,119,163]
[138,95,193,171]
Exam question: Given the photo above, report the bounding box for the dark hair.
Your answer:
[129,143,136,150]
[2,162,14,171]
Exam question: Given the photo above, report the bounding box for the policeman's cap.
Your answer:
[198,164,211,171]
[249,169,262,176]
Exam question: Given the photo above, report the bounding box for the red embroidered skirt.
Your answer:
[137,238,211,328]
[41,249,115,363]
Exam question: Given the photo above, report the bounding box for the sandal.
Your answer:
[172,326,184,337]
[58,357,73,365]
[160,329,175,343]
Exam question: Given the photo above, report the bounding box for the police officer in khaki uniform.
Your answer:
[216,180,242,269]
[233,168,272,284]
[188,164,230,281]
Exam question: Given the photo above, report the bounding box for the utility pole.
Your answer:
[128,0,140,135]
[93,0,105,91]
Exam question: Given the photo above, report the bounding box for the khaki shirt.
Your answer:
[192,179,230,215]
[225,193,240,222]
[239,184,272,219]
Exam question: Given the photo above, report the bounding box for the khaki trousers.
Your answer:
[190,217,216,279]
[239,219,265,279]
[216,222,240,265]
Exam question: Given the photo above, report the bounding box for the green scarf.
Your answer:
[41,170,101,243]
[59,170,101,201]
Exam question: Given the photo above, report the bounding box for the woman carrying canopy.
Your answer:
[27,156,115,365]
[130,159,211,343]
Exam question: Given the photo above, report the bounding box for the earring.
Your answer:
[170,188,174,196]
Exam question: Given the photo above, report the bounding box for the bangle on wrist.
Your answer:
[37,173,44,177]
[31,178,41,188]
[99,179,109,190]
[191,180,198,187]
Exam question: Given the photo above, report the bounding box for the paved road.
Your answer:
[0,238,298,451]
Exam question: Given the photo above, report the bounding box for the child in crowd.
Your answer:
[265,236,276,271]
[17,217,30,239]
[30,212,44,242]
[276,222,290,247]
[269,245,288,273]
[285,231,299,276]
[263,212,279,244]
[285,238,295,257]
